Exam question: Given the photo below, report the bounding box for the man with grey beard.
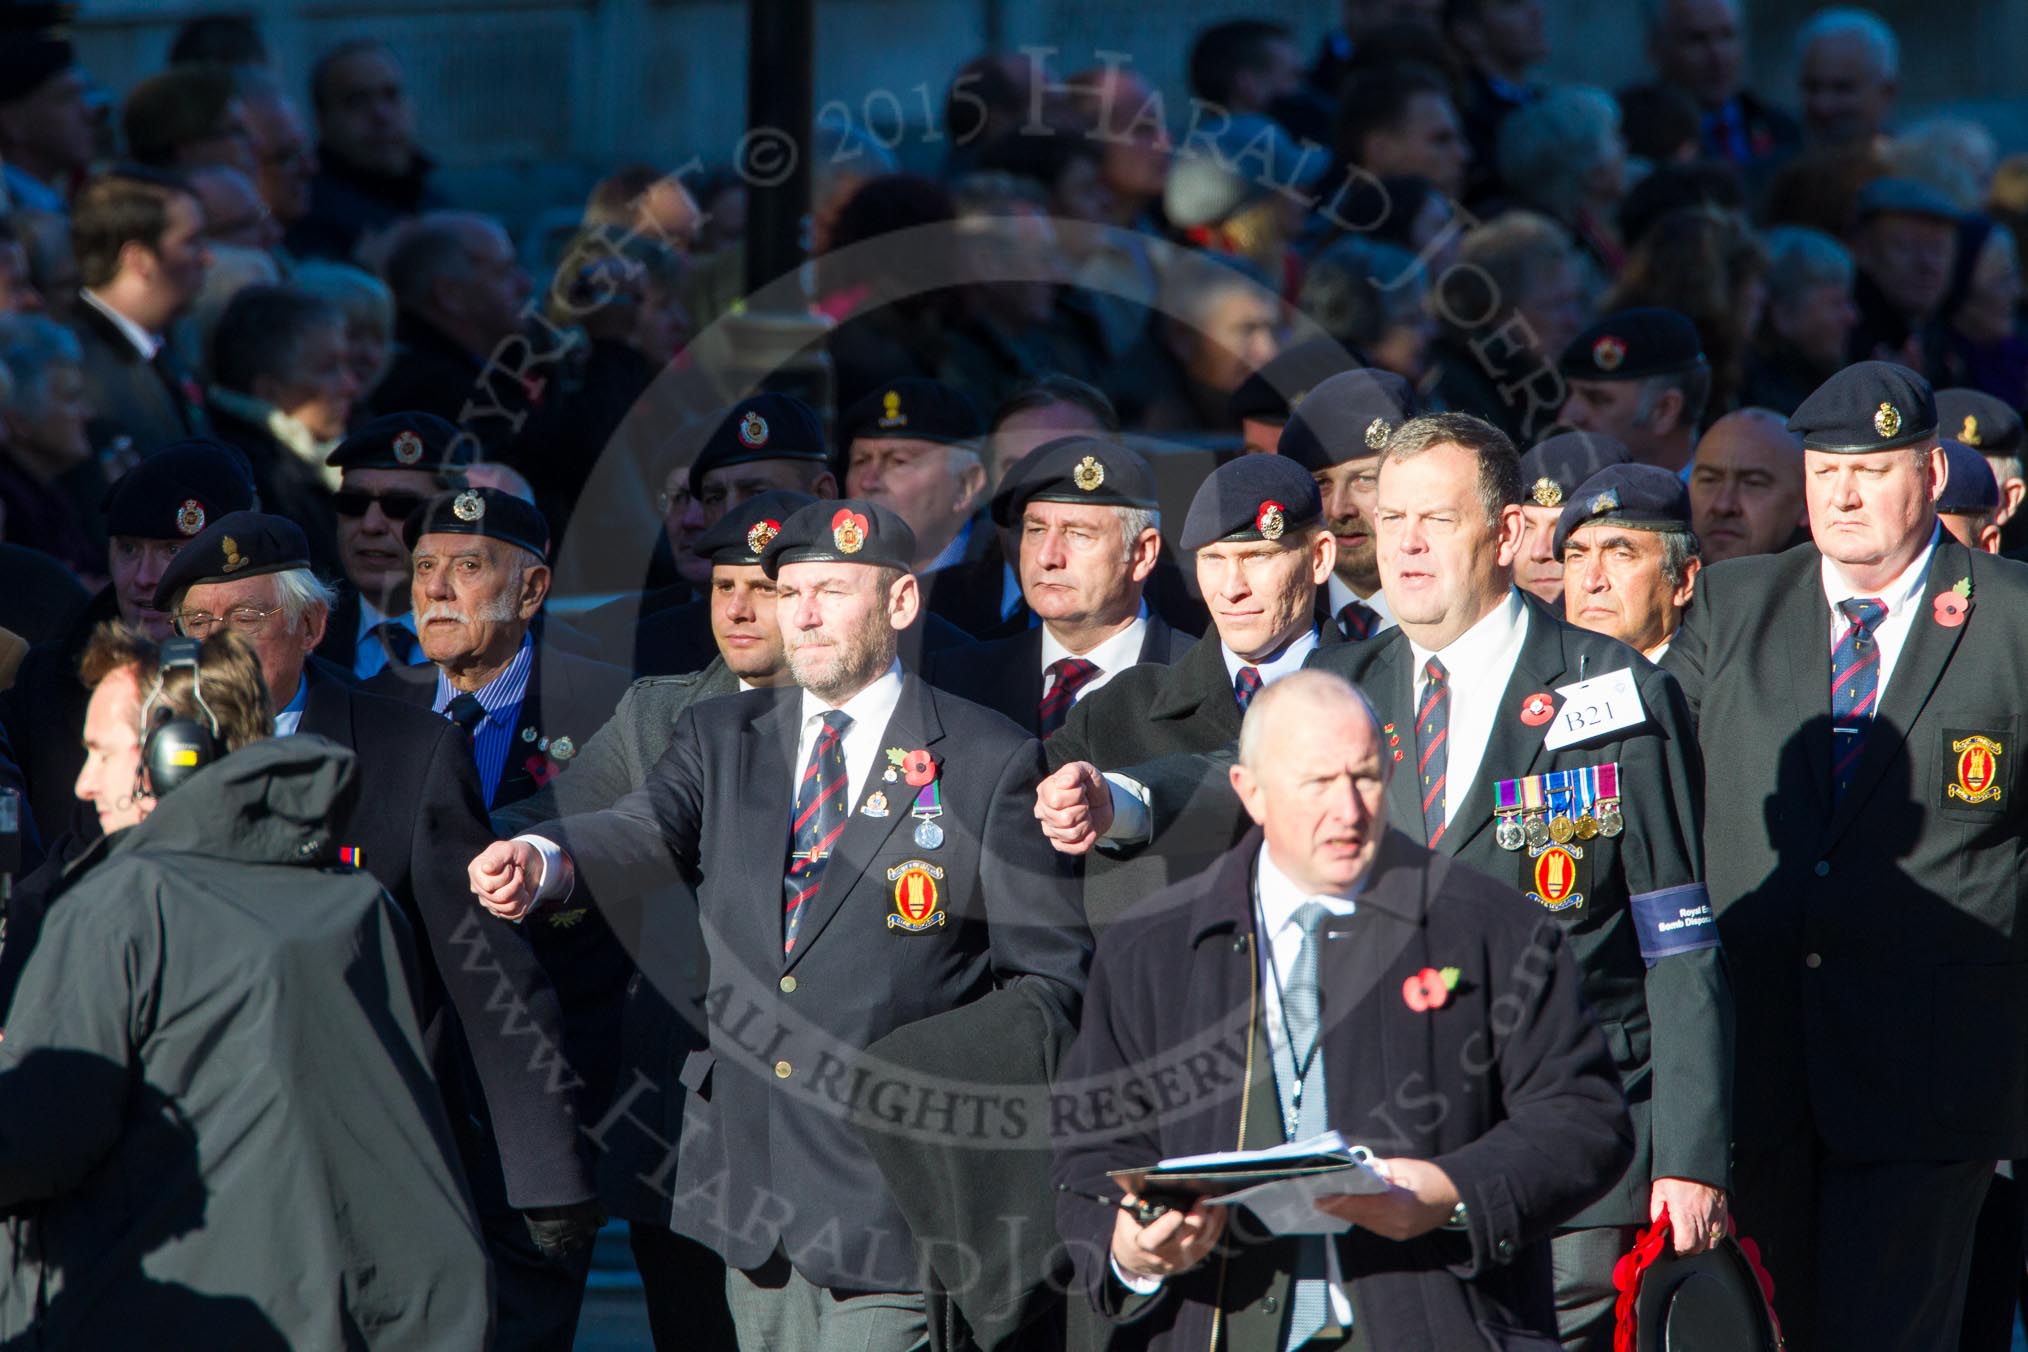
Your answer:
[469,496,1090,1352]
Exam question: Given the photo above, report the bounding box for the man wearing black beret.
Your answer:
[1557,308,1710,473]
[1556,462,1702,660]
[1515,430,1633,606]
[1228,336,1360,456]
[125,508,613,1346]
[317,410,472,679]
[690,392,837,527]
[1936,387,2026,546]
[471,495,1090,1351]
[1664,360,2028,1347]
[0,438,256,839]
[1036,454,1343,926]
[925,438,1190,736]
[1278,367,1420,639]
[488,490,816,1351]
[841,378,1005,636]
[1933,438,2002,555]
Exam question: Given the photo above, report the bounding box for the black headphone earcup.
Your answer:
[143,718,220,798]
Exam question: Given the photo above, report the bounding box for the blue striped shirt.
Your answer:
[432,635,533,806]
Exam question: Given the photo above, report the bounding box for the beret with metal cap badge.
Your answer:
[1560,308,1706,382]
[760,497,918,578]
[1787,360,1937,453]
[1935,388,2023,457]
[692,489,820,566]
[688,393,829,495]
[840,378,984,447]
[1227,337,1362,426]
[1520,430,1633,509]
[402,486,551,561]
[326,410,473,477]
[1553,463,1693,555]
[990,436,1159,527]
[1179,454,1323,551]
[152,510,311,610]
[1936,440,2001,515]
[1277,368,1420,472]
[104,438,258,541]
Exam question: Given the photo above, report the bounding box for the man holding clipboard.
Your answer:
[1051,671,1632,1349]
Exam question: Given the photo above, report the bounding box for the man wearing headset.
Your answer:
[0,624,492,1348]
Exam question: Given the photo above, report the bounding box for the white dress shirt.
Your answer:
[1820,523,1939,703]
[79,288,161,359]
[1406,591,1531,829]
[1114,843,1363,1314]
[1326,575,1397,637]
[522,662,906,902]
[1041,609,1148,702]
[1102,627,1321,845]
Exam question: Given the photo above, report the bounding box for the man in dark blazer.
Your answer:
[1663,361,2028,1349]
[0,440,254,842]
[1035,454,1342,929]
[470,497,1090,1350]
[67,171,213,459]
[925,437,1191,735]
[1052,671,1634,1350]
[490,490,811,1352]
[1308,412,1729,1350]
[150,508,607,1352]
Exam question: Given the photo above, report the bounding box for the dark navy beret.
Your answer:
[1936,440,2001,515]
[153,511,309,609]
[1560,308,1705,382]
[692,489,819,566]
[1519,431,1633,508]
[1935,388,2023,457]
[1277,368,1420,472]
[402,487,550,561]
[1553,464,1694,555]
[760,497,918,577]
[1227,338,1362,425]
[990,437,1159,527]
[1179,455,1323,551]
[325,410,473,477]
[1853,177,1962,227]
[105,439,258,541]
[1787,360,1937,453]
[688,393,829,496]
[839,378,983,447]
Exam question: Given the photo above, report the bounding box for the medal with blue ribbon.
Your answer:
[1546,770,1576,844]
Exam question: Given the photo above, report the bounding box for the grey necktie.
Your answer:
[1282,900,1335,1351]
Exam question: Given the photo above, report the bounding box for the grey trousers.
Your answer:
[724,1251,929,1352]
[1552,1224,1644,1352]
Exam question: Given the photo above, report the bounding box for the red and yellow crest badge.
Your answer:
[1526,845,1585,910]
[1949,734,2004,805]
[746,518,781,554]
[886,859,947,931]
[1255,499,1286,541]
[832,508,869,553]
[1591,335,1627,372]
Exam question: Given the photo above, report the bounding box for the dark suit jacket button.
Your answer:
[1806,953,1822,969]
[1496,1238,1514,1258]
[1814,860,1830,877]
[1262,1295,1278,1314]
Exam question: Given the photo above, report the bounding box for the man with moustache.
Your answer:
[316,410,471,679]
[1687,408,1808,563]
[1662,362,2028,1348]
[924,438,1189,736]
[0,440,254,839]
[1514,431,1633,607]
[1274,367,1420,639]
[467,497,1088,1352]
[492,491,811,1352]
[1556,463,1702,661]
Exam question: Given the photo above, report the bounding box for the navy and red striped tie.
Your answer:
[1037,657,1098,737]
[1337,600,1380,641]
[783,710,852,954]
[1233,665,1263,712]
[1830,597,1886,802]
[1416,657,1450,847]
